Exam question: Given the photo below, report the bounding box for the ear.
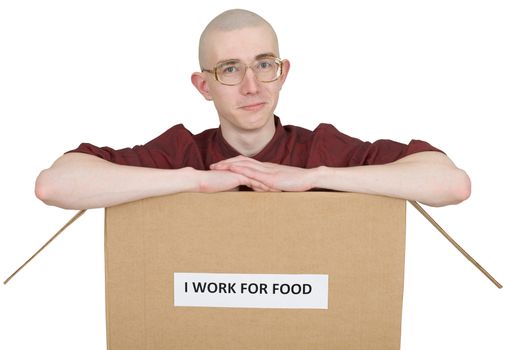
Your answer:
[191,72,213,101]
[278,59,291,88]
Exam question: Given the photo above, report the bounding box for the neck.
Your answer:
[220,117,276,157]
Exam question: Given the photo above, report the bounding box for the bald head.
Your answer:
[199,9,279,69]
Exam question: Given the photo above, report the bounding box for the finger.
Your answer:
[251,183,281,192]
[210,162,231,170]
[250,182,279,192]
[211,156,261,169]
[210,156,244,168]
[211,161,248,171]
[246,178,270,192]
[237,173,275,192]
[228,165,273,185]
[252,186,282,192]
[232,162,273,175]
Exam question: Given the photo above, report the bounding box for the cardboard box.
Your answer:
[105,192,406,350]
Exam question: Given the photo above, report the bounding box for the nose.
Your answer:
[239,67,260,95]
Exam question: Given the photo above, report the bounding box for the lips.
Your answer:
[239,102,266,111]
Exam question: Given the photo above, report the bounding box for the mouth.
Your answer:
[239,102,266,112]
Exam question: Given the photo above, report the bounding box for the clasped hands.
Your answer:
[198,155,319,193]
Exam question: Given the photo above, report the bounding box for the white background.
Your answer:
[1,1,504,349]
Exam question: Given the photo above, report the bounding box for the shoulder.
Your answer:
[313,123,338,136]
[193,126,219,142]
[291,122,364,146]
[146,124,208,148]
[279,120,365,147]
[282,123,312,138]
[281,121,342,137]
[151,123,193,140]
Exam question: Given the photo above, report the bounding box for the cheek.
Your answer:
[212,86,238,106]
[210,88,237,112]
[265,85,282,111]
[266,84,281,100]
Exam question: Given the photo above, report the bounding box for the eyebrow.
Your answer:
[255,52,277,59]
[217,52,278,64]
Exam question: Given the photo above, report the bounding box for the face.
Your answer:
[192,25,290,135]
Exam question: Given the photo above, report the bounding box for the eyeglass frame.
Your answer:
[201,55,284,86]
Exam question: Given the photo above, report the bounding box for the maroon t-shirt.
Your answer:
[66,116,442,169]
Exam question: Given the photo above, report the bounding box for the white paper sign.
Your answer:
[174,272,328,309]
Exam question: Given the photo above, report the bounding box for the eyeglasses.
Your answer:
[201,56,283,86]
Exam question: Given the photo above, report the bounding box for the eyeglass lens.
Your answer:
[217,58,281,85]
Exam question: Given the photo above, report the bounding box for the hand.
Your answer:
[210,156,317,192]
[196,169,278,192]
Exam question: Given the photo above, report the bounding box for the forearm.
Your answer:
[313,152,471,207]
[35,153,199,209]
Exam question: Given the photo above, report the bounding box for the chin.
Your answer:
[238,111,273,130]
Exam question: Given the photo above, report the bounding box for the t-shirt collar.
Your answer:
[216,115,285,161]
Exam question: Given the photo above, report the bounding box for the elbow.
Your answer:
[453,169,472,204]
[35,169,68,208]
[35,153,96,209]
[431,169,471,207]
[446,168,471,205]
[35,169,55,205]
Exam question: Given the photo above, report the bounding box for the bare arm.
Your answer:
[35,153,273,210]
[210,151,471,207]
[312,151,471,207]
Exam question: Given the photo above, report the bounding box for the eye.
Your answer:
[256,59,275,71]
[219,62,242,75]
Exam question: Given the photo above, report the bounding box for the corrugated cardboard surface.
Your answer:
[105,192,406,350]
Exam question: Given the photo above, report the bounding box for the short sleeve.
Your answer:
[309,123,444,167]
[348,139,444,166]
[65,124,206,169]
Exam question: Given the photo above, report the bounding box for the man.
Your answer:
[35,9,471,210]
